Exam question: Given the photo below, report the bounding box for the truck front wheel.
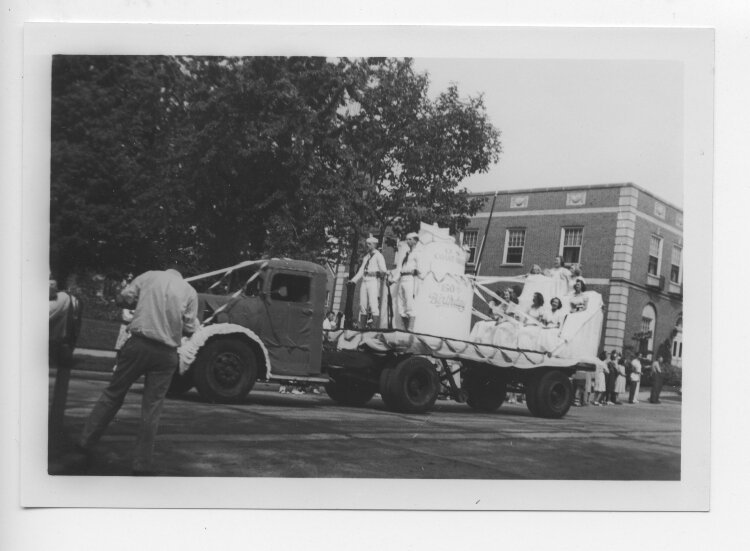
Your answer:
[383,356,440,413]
[193,338,258,403]
[325,376,376,407]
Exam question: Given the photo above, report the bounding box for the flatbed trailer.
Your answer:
[174,256,599,419]
[322,328,596,418]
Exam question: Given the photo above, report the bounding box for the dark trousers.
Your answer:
[649,372,664,403]
[79,335,178,471]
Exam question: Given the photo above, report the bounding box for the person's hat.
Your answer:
[406,232,419,240]
[365,235,378,245]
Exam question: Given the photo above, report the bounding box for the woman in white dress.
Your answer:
[490,289,521,348]
[547,255,572,303]
[469,298,501,343]
[539,296,566,354]
[592,350,610,405]
[517,292,545,350]
[568,278,589,313]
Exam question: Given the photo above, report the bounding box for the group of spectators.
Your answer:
[573,351,666,406]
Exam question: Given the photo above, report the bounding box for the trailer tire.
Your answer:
[379,368,398,409]
[532,370,573,418]
[167,370,194,397]
[525,382,540,416]
[385,356,440,413]
[465,372,506,412]
[325,377,376,407]
[193,338,258,403]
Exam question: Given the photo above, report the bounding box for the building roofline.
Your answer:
[470,182,683,214]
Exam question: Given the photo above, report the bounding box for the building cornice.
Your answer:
[470,182,683,215]
[471,205,683,235]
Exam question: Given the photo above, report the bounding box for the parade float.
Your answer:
[173,223,601,418]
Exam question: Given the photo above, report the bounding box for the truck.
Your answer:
[171,253,601,419]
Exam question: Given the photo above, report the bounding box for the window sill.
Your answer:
[668,282,682,295]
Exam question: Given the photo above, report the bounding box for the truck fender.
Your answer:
[178,323,270,376]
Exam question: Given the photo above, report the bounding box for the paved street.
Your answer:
[50,358,681,480]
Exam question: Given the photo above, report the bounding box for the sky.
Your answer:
[413,59,684,207]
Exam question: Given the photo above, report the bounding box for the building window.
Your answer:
[654,201,666,219]
[503,229,526,264]
[648,235,663,276]
[670,246,682,283]
[638,304,657,356]
[462,230,479,264]
[560,227,583,265]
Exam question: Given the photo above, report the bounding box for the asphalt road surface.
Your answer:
[50,362,681,480]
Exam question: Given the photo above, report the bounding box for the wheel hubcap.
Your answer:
[549,382,568,408]
[406,371,429,399]
[212,352,242,388]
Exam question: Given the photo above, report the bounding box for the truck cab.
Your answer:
[174,259,329,402]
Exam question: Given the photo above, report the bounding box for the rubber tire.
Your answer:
[525,381,540,416]
[193,338,258,403]
[464,371,506,412]
[325,377,376,407]
[532,370,573,419]
[167,370,194,396]
[379,368,398,409]
[386,356,440,413]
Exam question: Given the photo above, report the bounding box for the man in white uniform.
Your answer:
[397,232,422,332]
[350,235,387,329]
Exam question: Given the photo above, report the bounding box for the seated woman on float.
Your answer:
[469,288,521,348]
[568,277,589,312]
[517,292,546,349]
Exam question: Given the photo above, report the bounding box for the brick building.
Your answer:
[461,183,683,365]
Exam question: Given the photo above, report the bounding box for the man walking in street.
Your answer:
[350,235,387,329]
[77,262,198,475]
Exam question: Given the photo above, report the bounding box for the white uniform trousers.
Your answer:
[358,277,381,316]
[397,275,417,318]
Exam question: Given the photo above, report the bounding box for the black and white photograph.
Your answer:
[44,53,688,480]
[15,22,716,519]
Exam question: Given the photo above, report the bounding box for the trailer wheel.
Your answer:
[325,377,376,407]
[193,338,258,403]
[465,372,506,412]
[167,370,194,397]
[525,383,540,416]
[531,370,573,419]
[385,356,440,413]
[379,368,398,409]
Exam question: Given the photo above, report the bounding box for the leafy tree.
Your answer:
[335,58,502,324]
[171,56,355,269]
[50,55,186,280]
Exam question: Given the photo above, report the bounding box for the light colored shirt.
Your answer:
[399,246,422,276]
[351,249,387,283]
[120,269,198,348]
[49,291,73,343]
